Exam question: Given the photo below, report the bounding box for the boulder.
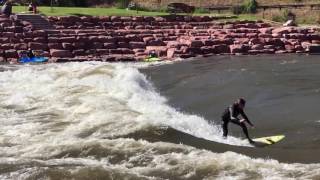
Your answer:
[146,46,167,57]
[167,48,176,59]
[229,44,247,54]
[28,42,48,50]
[50,49,73,58]
[48,43,63,49]
[212,44,230,54]
[129,42,146,49]
[4,49,18,58]
[14,43,28,50]
[1,43,13,50]
[308,44,320,53]
[62,43,74,50]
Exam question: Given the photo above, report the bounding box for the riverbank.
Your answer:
[0,14,319,63]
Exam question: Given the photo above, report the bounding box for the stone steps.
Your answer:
[15,14,54,30]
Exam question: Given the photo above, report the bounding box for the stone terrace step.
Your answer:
[15,14,54,30]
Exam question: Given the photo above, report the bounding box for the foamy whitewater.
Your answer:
[0,62,319,179]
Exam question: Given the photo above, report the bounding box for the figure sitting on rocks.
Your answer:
[1,0,12,17]
[283,11,297,27]
[148,50,158,58]
[27,49,35,58]
[28,1,37,14]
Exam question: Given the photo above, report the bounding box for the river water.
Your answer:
[0,55,320,179]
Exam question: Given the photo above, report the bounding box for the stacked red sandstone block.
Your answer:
[0,14,320,63]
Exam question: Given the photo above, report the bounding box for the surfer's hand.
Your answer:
[250,125,255,129]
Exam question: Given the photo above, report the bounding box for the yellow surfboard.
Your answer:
[253,135,285,145]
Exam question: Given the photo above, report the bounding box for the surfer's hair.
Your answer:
[238,98,246,105]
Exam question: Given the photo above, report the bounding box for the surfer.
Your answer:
[221,98,255,144]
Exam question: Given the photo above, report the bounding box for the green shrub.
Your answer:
[243,0,258,13]
[232,0,258,14]
[194,7,210,14]
[231,5,245,15]
[116,0,130,9]
[271,9,295,22]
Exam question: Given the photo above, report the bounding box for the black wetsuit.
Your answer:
[221,103,253,141]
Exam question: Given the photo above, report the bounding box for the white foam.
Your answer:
[5,62,320,179]
[0,62,248,157]
[1,139,318,180]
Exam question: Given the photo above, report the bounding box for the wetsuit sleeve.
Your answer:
[229,104,237,120]
[240,110,253,126]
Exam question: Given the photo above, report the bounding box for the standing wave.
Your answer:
[0,62,319,179]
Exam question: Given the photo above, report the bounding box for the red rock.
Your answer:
[104,43,117,49]
[48,43,63,49]
[132,16,144,22]
[265,38,284,47]
[166,41,184,48]
[311,40,320,44]
[308,34,320,41]
[294,45,304,51]
[146,46,167,57]
[116,42,128,48]
[230,44,248,54]
[50,49,74,58]
[2,32,14,38]
[97,36,116,43]
[308,44,320,53]
[5,49,18,58]
[109,49,123,54]
[301,41,312,49]
[73,49,86,56]
[186,40,204,48]
[14,43,28,50]
[29,42,48,50]
[285,45,295,52]
[0,38,10,43]
[147,39,165,46]
[248,50,263,54]
[0,56,5,62]
[212,44,230,54]
[125,34,142,42]
[258,28,273,34]
[251,44,264,50]
[33,37,47,43]
[246,33,258,38]
[129,42,146,49]
[258,34,273,38]
[97,49,109,55]
[62,43,74,50]
[1,43,13,50]
[203,39,220,46]
[272,27,292,35]
[167,48,176,59]
[143,36,154,43]
[60,37,76,43]
[33,30,47,37]
[275,50,288,54]
[264,45,276,49]
[87,42,101,49]
[48,37,60,43]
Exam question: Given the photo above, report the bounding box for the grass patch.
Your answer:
[12,6,169,16]
[12,5,241,19]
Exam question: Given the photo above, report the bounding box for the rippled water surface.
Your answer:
[0,55,320,179]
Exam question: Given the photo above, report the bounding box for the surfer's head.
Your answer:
[237,98,246,108]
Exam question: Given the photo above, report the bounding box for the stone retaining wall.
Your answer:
[0,14,320,63]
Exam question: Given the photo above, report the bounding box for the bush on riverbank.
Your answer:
[232,0,258,14]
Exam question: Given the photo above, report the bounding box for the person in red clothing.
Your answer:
[221,98,255,143]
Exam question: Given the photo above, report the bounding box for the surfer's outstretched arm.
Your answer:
[240,110,254,127]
